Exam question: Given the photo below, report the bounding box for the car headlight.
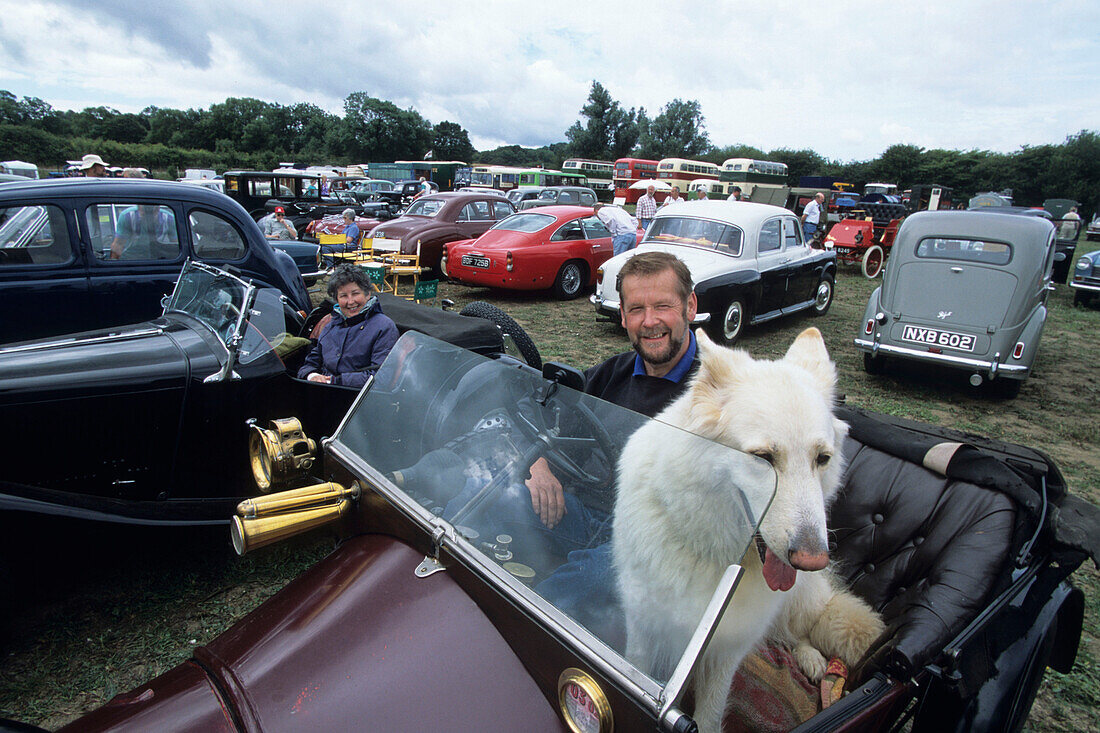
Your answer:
[1077,257,1091,269]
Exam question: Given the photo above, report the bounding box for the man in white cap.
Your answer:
[80,154,109,178]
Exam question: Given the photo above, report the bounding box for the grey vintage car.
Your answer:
[855,210,1056,397]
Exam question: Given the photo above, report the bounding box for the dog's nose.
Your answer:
[789,549,829,571]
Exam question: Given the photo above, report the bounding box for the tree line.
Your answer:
[2,86,1097,213]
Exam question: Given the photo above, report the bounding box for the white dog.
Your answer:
[613,327,884,733]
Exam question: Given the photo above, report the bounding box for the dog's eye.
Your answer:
[752,451,774,465]
[816,453,832,466]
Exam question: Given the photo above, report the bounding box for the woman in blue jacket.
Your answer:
[299,265,399,388]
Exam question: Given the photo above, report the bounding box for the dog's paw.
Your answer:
[812,591,886,664]
[794,642,828,682]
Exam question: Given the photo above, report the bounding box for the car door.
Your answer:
[781,217,820,309]
[580,215,615,269]
[82,198,186,330]
[456,200,498,240]
[754,217,788,318]
[0,200,91,343]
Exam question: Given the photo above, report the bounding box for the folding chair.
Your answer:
[413,279,438,303]
[363,262,388,292]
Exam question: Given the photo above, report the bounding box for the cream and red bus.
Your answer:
[719,158,789,204]
[656,158,720,197]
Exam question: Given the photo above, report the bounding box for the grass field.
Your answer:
[1,241,1097,731]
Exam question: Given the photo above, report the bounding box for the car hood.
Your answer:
[883,261,1021,328]
[596,242,739,300]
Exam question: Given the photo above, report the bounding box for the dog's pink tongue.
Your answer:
[763,548,796,592]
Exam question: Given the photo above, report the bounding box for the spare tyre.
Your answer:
[459,301,542,369]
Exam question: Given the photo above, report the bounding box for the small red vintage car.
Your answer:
[443,206,638,300]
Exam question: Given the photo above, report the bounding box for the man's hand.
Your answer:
[526,456,565,529]
[306,372,332,384]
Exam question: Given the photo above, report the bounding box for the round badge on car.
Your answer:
[557,668,612,733]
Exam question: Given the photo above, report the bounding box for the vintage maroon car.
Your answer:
[443,206,638,300]
[366,192,516,272]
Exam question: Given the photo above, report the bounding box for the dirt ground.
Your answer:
[1,253,1097,731]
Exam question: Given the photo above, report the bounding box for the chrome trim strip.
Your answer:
[1068,281,1100,293]
[659,564,744,725]
[0,327,164,355]
[853,338,1028,374]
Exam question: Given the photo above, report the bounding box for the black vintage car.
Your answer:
[0,260,533,528]
[47,330,1098,733]
[0,178,310,344]
[222,171,393,234]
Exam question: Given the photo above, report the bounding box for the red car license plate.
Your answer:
[901,325,976,352]
[461,254,490,269]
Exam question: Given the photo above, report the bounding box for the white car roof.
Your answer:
[655,200,795,228]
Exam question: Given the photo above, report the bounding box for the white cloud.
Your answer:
[0,0,1096,161]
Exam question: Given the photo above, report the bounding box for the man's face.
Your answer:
[647,186,655,196]
[619,269,697,370]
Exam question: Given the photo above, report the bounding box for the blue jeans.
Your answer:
[802,221,818,240]
[639,218,653,234]
[612,233,636,256]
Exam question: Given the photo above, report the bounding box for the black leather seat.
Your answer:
[829,435,1017,675]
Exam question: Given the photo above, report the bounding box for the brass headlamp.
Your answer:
[248,417,317,492]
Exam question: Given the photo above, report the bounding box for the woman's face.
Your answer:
[336,282,368,317]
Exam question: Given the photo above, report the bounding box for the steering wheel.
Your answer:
[510,394,617,487]
[216,300,242,337]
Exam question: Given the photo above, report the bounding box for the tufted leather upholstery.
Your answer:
[829,435,1017,675]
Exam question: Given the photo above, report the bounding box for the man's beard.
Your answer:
[631,322,686,367]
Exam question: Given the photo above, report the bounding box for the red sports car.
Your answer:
[443,206,638,299]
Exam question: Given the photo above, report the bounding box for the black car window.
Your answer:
[915,237,1012,265]
[560,191,579,204]
[189,209,247,260]
[581,216,611,239]
[551,220,585,241]
[464,201,493,221]
[249,179,274,198]
[580,192,597,205]
[0,204,73,266]
[87,204,180,262]
[782,218,802,249]
[493,201,514,219]
[758,219,782,253]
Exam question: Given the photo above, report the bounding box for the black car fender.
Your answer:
[693,269,763,318]
[912,567,1083,733]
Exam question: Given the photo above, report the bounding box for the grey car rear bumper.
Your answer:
[854,337,1029,378]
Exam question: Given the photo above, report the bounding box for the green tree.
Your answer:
[431,121,476,162]
[637,99,710,159]
[343,92,432,162]
[767,148,828,186]
[565,82,639,160]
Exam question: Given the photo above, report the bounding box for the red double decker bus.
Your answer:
[613,158,659,203]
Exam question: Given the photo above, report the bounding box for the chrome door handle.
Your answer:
[950,266,963,273]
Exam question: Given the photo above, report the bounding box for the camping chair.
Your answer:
[363,261,388,293]
[413,279,438,303]
[385,239,424,299]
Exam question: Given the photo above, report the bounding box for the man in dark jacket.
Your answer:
[298,265,399,388]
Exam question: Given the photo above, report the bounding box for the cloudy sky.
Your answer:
[1,0,1097,162]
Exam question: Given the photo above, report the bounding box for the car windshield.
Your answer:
[916,237,1012,265]
[330,332,775,697]
[164,261,284,364]
[405,199,444,217]
[491,212,556,233]
[645,216,744,255]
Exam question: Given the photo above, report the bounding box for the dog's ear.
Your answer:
[783,328,837,394]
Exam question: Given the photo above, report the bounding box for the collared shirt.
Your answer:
[596,206,637,237]
[803,199,823,225]
[631,329,697,383]
[261,214,297,239]
[661,195,683,208]
[636,194,657,220]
